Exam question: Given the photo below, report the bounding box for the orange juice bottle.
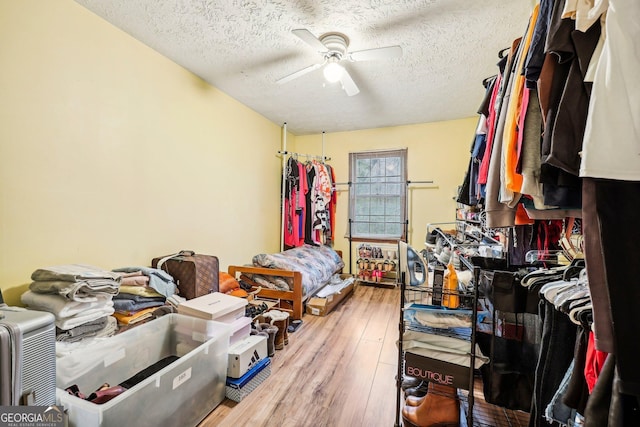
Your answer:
[442,263,460,309]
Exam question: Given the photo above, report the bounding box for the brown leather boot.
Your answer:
[402,382,460,427]
[272,321,285,350]
[264,310,289,349]
[283,316,289,345]
[257,323,278,357]
[405,394,426,407]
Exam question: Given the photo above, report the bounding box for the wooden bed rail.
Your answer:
[227,265,304,320]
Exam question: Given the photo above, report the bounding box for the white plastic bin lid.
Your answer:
[230,315,252,332]
[178,292,248,319]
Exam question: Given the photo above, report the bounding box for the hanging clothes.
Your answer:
[281,157,337,248]
[296,160,309,247]
[326,164,337,244]
[485,37,521,228]
[283,156,300,248]
[579,0,640,180]
[304,162,316,246]
[501,3,539,202]
[310,160,332,245]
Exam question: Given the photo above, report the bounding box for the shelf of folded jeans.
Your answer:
[405,323,472,341]
[403,303,489,339]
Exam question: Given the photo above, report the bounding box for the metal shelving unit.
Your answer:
[394,242,481,427]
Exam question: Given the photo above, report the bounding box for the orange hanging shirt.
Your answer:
[502,4,540,195]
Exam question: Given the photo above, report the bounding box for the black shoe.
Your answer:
[239,280,253,291]
[426,228,440,246]
[404,381,429,398]
[287,319,303,333]
[400,376,422,391]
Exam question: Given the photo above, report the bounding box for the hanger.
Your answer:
[562,258,586,281]
[498,46,511,58]
[540,269,589,309]
[539,277,575,302]
[521,265,566,288]
[568,301,592,325]
[554,285,589,312]
[482,74,497,88]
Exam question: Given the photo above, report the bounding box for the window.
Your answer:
[349,149,407,241]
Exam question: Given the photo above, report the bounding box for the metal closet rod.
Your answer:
[277,150,331,161]
[333,179,434,186]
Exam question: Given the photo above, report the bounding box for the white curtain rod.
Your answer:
[333,179,434,186]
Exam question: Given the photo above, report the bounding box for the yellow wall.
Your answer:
[0,1,284,305]
[294,118,477,272]
[0,1,479,305]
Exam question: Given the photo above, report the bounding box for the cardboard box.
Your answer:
[229,316,252,346]
[227,334,268,379]
[225,357,271,402]
[306,277,355,317]
[178,292,247,323]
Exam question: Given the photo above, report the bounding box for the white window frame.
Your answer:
[348,149,407,242]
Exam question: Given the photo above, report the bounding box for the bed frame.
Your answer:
[227,265,305,319]
[227,250,343,321]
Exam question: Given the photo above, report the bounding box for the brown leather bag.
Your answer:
[151,250,219,300]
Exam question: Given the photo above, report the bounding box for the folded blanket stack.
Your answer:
[111,267,177,325]
[56,316,118,343]
[30,264,121,301]
[112,267,176,299]
[23,264,121,341]
[112,293,166,314]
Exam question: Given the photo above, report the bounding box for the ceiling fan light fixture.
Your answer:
[279,28,399,96]
[323,61,344,83]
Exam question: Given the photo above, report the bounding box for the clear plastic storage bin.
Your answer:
[56,314,230,427]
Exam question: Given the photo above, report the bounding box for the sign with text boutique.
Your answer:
[404,353,471,390]
[0,406,65,427]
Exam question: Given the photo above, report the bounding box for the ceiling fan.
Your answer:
[276,28,403,96]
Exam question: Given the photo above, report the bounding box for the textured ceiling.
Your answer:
[74,0,533,135]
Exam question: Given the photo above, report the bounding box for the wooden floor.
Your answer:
[200,283,530,427]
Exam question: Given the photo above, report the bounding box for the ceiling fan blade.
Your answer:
[339,69,360,97]
[276,62,323,84]
[291,28,328,53]
[349,45,403,62]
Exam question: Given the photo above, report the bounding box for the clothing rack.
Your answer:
[277,130,331,162]
[277,152,329,161]
[278,124,333,251]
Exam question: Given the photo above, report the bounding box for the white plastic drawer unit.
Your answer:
[56,314,230,427]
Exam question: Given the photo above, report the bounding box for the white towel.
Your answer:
[55,306,115,331]
[29,279,119,302]
[55,317,118,357]
[31,264,121,282]
[21,291,113,319]
[21,290,114,330]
